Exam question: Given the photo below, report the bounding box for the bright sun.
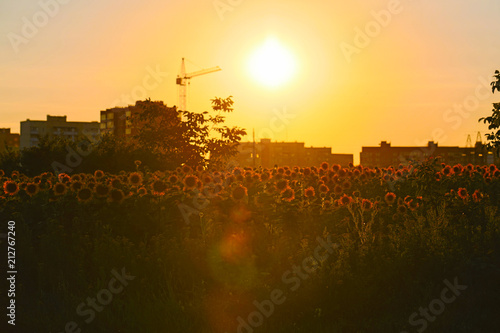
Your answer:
[247,37,297,88]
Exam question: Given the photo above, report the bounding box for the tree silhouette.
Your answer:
[130,97,246,169]
[479,70,500,153]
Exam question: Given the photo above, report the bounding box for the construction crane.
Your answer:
[465,131,482,148]
[176,58,221,112]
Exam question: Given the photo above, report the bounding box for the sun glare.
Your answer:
[247,37,297,88]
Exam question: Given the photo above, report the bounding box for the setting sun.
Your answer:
[247,37,297,88]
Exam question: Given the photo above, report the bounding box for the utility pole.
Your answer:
[252,128,256,168]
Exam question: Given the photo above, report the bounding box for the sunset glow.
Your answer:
[2,1,500,332]
[247,37,297,88]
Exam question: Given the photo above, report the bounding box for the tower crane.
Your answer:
[176,58,221,111]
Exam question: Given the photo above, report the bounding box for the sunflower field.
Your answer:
[2,158,500,332]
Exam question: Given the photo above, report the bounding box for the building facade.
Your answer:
[360,141,498,167]
[0,128,20,153]
[20,115,100,149]
[100,100,175,139]
[236,139,353,168]
[100,107,132,137]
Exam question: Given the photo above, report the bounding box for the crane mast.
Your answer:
[176,58,221,111]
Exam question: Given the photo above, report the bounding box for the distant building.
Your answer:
[0,128,20,153]
[360,141,498,167]
[100,107,133,137]
[236,138,353,168]
[20,115,100,149]
[100,101,175,138]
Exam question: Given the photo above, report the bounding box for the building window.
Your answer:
[125,128,131,135]
[107,122,114,128]
[107,113,114,120]
[101,114,106,121]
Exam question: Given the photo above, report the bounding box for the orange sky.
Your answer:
[1,0,500,164]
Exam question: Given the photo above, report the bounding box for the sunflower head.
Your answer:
[77,188,93,202]
[231,185,247,201]
[25,182,39,196]
[281,186,295,202]
[109,189,125,203]
[94,170,105,179]
[53,183,67,196]
[128,172,143,186]
[151,179,167,195]
[304,186,315,198]
[385,192,396,205]
[94,183,109,197]
[3,181,19,196]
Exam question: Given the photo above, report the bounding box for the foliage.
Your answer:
[479,70,500,152]
[0,97,246,175]
[130,97,246,169]
[2,158,500,332]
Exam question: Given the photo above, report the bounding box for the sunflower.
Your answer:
[58,173,71,183]
[137,186,148,196]
[3,181,19,196]
[151,179,168,195]
[281,186,295,202]
[385,192,396,205]
[452,164,463,174]
[71,174,82,182]
[168,175,179,183]
[457,188,468,200]
[0,169,4,177]
[304,186,315,198]
[183,175,198,190]
[77,188,93,202]
[276,179,289,192]
[323,199,332,209]
[397,205,407,214]
[109,189,125,203]
[333,185,343,195]
[260,172,270,181]
[232,185,247,201]
[94,170,105,179]
[472,190,483,203]
[339,194,353,206]
[442,166,452,176]
[319,184,329,194]
[53,183,67,196]
[408,199,419,211]
[25,182,39,196]
[94,183,110,197]
[110,178,122,189]
[70,181,83,192]
[361,199,373,211]
[128,172,143,186]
